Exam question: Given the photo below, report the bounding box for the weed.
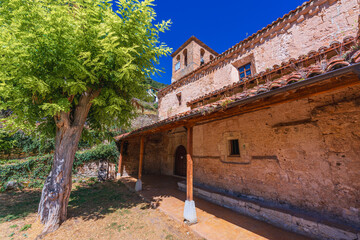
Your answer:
[8,232,15,237]
[9,224,18,228]
[108,222,117,229]
[119,209,131,216]
[165,234,174,240]
[20,224,31,231]
[88,177,97,182]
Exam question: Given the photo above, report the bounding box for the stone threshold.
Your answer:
[177,181,360,240]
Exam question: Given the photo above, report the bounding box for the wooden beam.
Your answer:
[138,136,145,180]
[186,125,194,201]
[117,141,124,176]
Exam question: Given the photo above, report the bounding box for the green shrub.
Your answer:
[0,129,117,160]
[74,142,119,169]
[0,143,119,191]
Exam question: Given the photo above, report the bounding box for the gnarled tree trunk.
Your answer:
[37,90,100,237]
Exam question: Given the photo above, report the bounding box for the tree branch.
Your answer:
[71,89,101,128]
[54,111,70,129]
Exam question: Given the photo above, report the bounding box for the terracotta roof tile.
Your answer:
[159,0,345,98]
[115,36,359,141]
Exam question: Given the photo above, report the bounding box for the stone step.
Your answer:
[177,181,360,240]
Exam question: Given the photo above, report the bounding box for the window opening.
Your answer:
[229,139,240,156]
[175,55,181,71]
[238,63,252,81]
[183,49,188,67]
[200,48,205,66]
[176,92,182,105]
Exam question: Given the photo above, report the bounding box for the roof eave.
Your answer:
[115,63,360,141]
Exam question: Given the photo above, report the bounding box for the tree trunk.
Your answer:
[37,125,82,235]
[37,90,100,237]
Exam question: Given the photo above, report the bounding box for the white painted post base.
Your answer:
[122,167,129,177]
[135,179,142,191]
[116,173,121,179]
[183,200,197,224]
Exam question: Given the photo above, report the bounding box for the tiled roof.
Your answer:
[115,38,360,141]
[187,36,356,108]
[171,36,219,58]
[158,0,344,99]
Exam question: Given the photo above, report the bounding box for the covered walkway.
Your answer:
[120,175,309,240]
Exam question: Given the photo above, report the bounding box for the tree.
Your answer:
[0,0,171,235]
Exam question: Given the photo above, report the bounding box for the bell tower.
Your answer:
[171,36,218,83]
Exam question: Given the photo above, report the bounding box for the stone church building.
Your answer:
[115,0,360,239]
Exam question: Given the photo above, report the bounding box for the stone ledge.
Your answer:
[177,182,359,240]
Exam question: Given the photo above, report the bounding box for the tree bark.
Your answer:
[37,90,100,237]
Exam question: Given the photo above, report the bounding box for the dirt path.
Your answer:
[0,181,202,240]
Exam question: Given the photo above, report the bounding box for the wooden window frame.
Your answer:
[238,63,252,81]
[232,54,256,82]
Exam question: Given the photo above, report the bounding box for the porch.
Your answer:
[120,175,309,240]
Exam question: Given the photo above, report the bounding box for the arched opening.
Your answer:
[175,55,181,71]
[200,48,205,65]
[174,145,187,177]
[210,55,214,61]
[183,49,188,67]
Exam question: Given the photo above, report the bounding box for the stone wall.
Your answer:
[76,161,116,180]
[191,84,360,226]
[120,133,165,177]
[122,83,360,229]
[161,127,187,176]
[172,41,216,82]
[158,0,360,120]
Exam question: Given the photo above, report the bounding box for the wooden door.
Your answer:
[174,145,187,177]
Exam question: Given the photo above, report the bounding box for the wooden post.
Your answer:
[184,125,197,223]
[186,126,193,201]
[116,141,124,179]
[135,136,144,191]
[138,136,144,180]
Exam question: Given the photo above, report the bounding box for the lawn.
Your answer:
[0,180,201,240]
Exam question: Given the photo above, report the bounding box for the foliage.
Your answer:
[145,78,168,90]
[0,154,53,191]
[0,128,115,159]
[73,142,119,169]
[0,143,119,191]
[0,0,171,137]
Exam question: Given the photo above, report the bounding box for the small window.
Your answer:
[210,55,214,61]
[229,139,240,156]
[200,48,205,66]
[175,55,181,71]
[183,49,188,67]
[238,63,252,81]
[176,92,182,105]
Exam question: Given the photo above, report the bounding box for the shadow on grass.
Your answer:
[67,181,146,221]
[0,181,147,223]
[0,190,41,223]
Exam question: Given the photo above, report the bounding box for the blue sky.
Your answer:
[131,0,307,85]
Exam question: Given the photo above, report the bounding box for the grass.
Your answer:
[20,224,31,231]
[0,180,202,240]
[0,180,136,224]
[0,191,40,223]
